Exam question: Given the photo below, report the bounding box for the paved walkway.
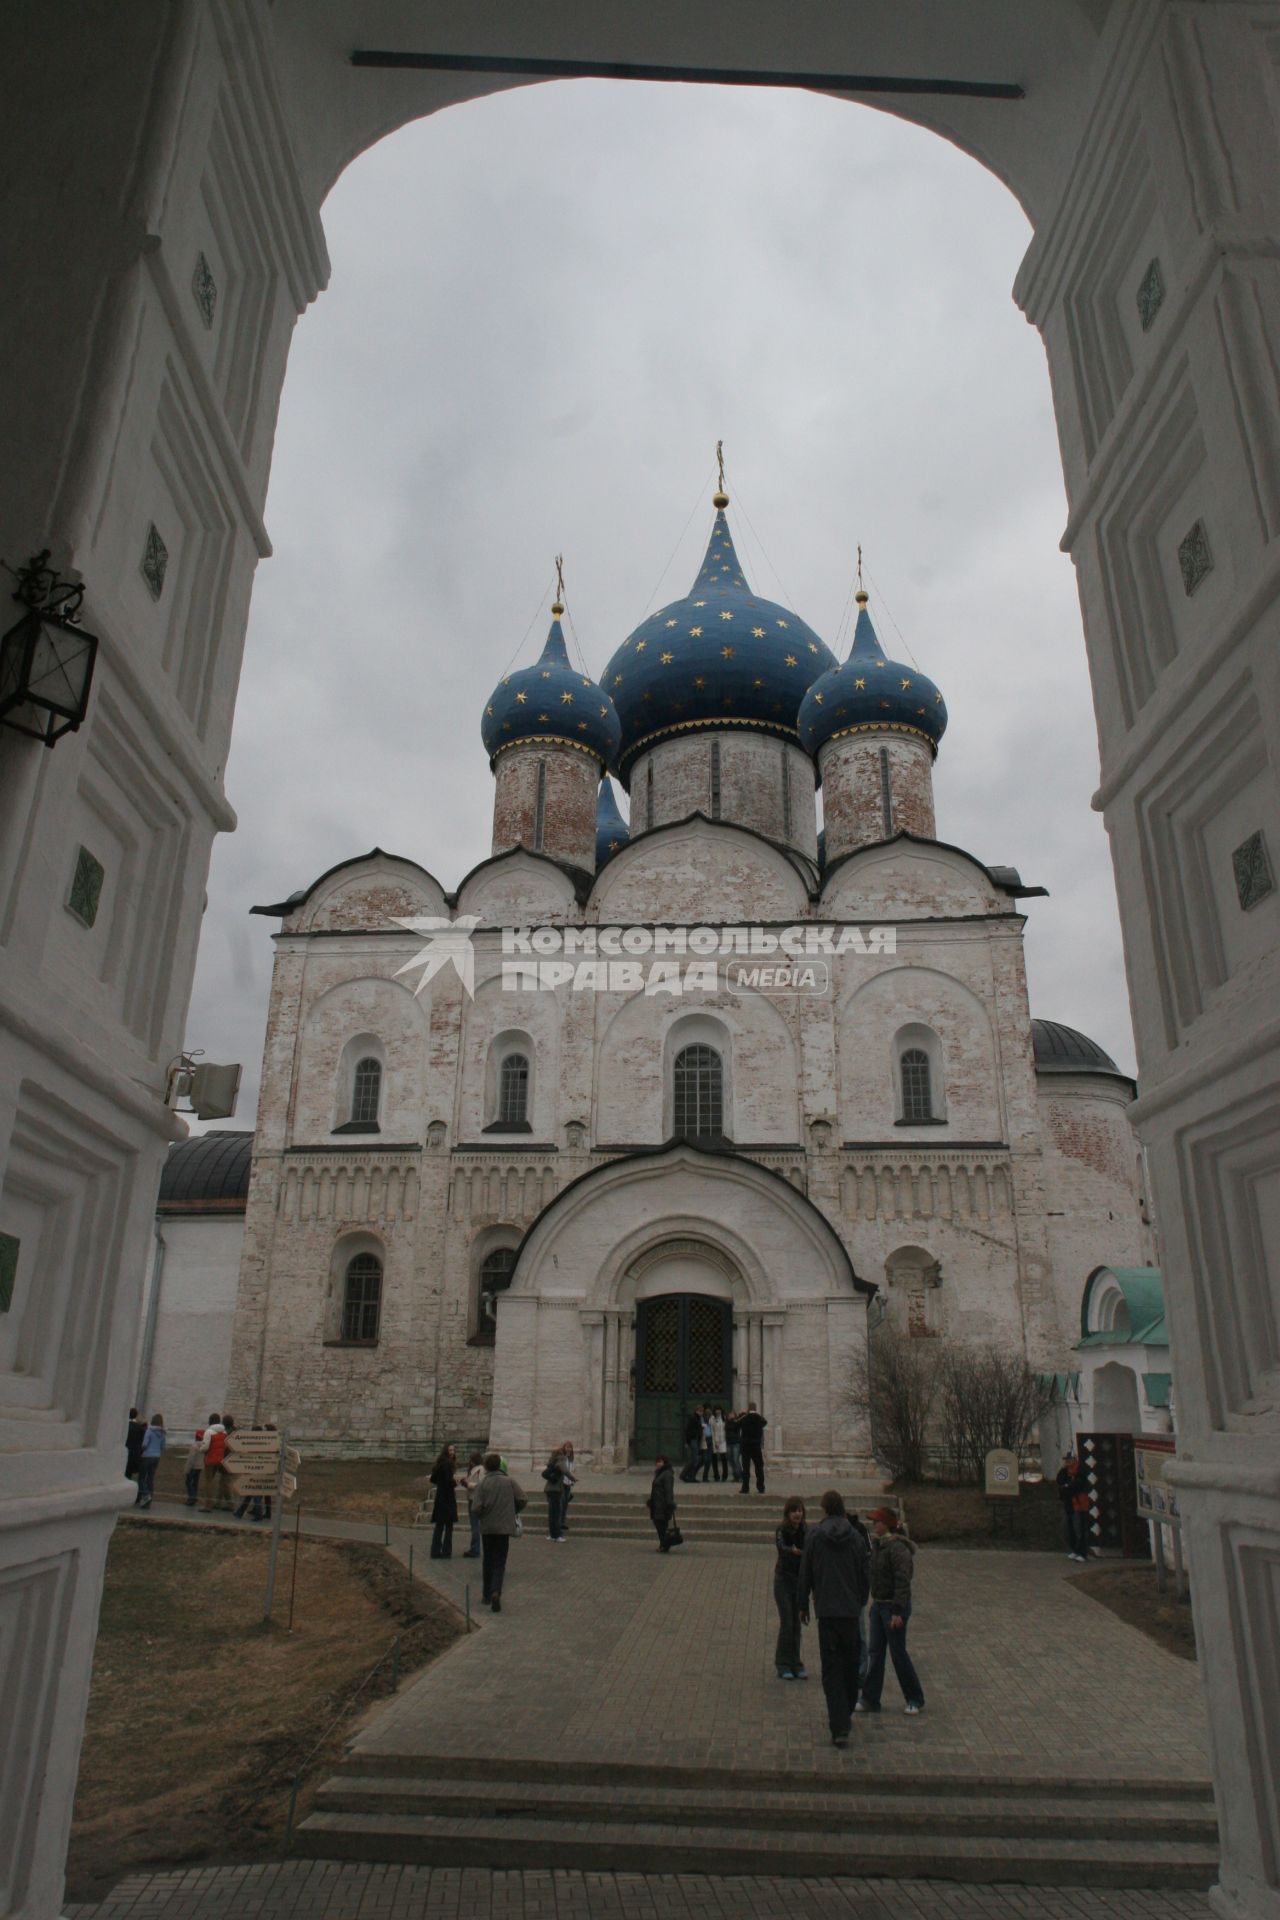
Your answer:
[68,1861,1212,1920]
[359,1530,1209,1783]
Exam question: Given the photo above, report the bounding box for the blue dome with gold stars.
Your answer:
[596,777,630,867]
[481,617,621,770]
[797,593,947,759]
[602,504,837,783]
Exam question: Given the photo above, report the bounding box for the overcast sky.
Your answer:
[184,77,1136,1131]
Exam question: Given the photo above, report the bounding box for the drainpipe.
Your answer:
[136,1222,166,1411]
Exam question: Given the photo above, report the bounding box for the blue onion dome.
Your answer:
[481,612,622,770]
[596,777,630,867]
[602,494,838,784]
[797,590,947,760]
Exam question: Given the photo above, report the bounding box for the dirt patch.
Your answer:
[892,1477,1064,1550]
[1069,1562,1198,1663]
[150,1451,429,1526]
[66,1519,465,1901]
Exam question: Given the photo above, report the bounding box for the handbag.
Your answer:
[666,1523,684,1548]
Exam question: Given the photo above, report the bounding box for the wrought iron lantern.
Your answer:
[0,551,98,746]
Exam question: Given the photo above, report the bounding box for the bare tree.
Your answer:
[853,1327,942,1483]
[938,1344,1055,1484]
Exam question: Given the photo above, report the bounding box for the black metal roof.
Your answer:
[158,1131,254,1212]
[1031,1018,1129,1080]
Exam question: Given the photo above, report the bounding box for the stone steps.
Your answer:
[296,1757,1217,1887]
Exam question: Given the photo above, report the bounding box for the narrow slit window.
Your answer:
[498,1052,530,1125]
[879,747,893,838]
[341,1253,382,1343]
[646,760,655,830]
[780,744,792,840]
[710,740,722,819]
[673,1043,724,1137]
[900,1048,932,1124]
[351,1057,381,1125]
[534,758,547,851]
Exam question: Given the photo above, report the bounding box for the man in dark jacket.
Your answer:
[856,1507,925,1715]
[799,1490,870,1746]
[1055,1451,1091,1561]
[473,1452,527,1612]
[680,1408,703,1482]
[738,1403,767,1494]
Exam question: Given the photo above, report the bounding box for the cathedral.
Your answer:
[225,478,1153,1471]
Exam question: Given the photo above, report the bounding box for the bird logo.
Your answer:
[392,915,481,999]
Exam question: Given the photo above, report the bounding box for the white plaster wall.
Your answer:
[140,1217,244,1438]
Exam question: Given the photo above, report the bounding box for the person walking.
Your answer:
[429,1443,459,1558]
[125,1407,147,1483]
[461,1451,485,1557]
[725,1410,743,1484]
[1056,1450,1092,1561]
[799,1490,870,1748]
[857,1507,925,1716]
[135,1414,165,1507]
[542,1445,570,1540]
[560,1441,578,1532]
[474,1451,526,1611]
[774,1497,809,1679]
[183,1428,204,1506]
[739,1402,767,1494]
[697,1406,715,1481]
[648,1454,678,1551]
[710,1407,728,1482]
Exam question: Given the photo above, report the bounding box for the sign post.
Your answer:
[983,1448,1019,1536]
[225,1428,300,1622]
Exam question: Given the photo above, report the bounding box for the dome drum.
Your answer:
[820,730,936,861]
[630,730,817,859]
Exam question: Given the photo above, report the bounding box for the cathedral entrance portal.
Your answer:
[634,1294,733,1464]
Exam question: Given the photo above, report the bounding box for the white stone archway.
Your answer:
[489,1141,872,1471]
[4,6,1280,1914]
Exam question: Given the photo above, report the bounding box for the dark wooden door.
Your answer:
[634,1294,732,1463]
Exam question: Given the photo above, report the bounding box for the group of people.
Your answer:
[124,1408,166,1507]
[423,1445,531,1611]
[650,1456,926,1747]
[125,1407,277,1521]
[426,1441,577,1566]
[679,1402,768,1491]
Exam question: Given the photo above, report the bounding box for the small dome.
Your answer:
[1031,1019,1127,1078]
[596,778,630,867]
[798,596,947,760]
[481,618,621,770]
[602,504,837,783]
[158,1131,253,1211]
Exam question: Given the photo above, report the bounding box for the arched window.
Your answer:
[900,1048,932,1124]
[497,1052,529,1126]
[476,1246,518,1343]
[674,1043,723,1137]
[351,1056,382,1126]
[341,1252,382,1343]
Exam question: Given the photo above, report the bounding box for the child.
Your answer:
[136,1413,165,1508]
[184,1428,204,1506]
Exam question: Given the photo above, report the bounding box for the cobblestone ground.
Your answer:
[362,1533,1210,1780]
[67,1861,1212,1920]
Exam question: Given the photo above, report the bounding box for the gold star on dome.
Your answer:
[880,699,891,709]
[721,645,734,659]
[776,619,788,629]
[935,692,943,703]
[901,678,911,691]
[582,677,591,687]
[917,706,926,716]
[854,677,866,690]
[600,705,609,717]
[541,670,551,679]
[719,610,733,621]
[666,619,677,628]
[578,720,588,730]
[608,838,620,852]
[561,691,573,705]
[613,674,623,686]
[502,721,511,731]
[642,690,652,702]
[808,643,818,654]
[486,704,494,716]
[690,626,703,636]
[753,676,763,689]
[814,692,824,705]
[784,654,797,667]
[694,675,706,689]
[515,691,527,705]
[501,675,511,686]
[538,711,550,721]
[752,627,765,638]
[694,601,706,608]
[635,641,647,652]
[661,651,674,664]
[875,659,886,668]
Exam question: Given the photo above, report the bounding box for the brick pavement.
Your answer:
[67,1860,1212,1919]
[360,1532,1210,1781]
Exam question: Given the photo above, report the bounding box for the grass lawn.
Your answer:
[150,1449,430,1525]
[67,1518,464,1900]
[1070,1562,1199,1663]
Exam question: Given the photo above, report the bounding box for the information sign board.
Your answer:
[983,1447,1020,1497]
[1134,1434,1179,1524]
